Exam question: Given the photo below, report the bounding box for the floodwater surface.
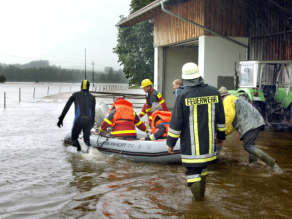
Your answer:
[1,83,292,219]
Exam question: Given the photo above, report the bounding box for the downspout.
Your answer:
[160,0,248,59]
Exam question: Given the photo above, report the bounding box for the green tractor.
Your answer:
[229,60,292,127]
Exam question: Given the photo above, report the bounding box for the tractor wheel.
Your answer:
[253,102,266,131]
[284,104,292,123]
[271,124,278,131]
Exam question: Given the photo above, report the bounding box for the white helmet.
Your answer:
[182,62,202,79]
[95,102,109,127]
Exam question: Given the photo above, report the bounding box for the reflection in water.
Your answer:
[60,127,292,219]
[1,85,292,218]
[62,148,189,218]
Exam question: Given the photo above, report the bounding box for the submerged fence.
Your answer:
[2,83,129,108]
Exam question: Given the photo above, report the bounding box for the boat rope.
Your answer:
[97,135,109,148]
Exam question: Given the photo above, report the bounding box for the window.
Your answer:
[239,64,254,86]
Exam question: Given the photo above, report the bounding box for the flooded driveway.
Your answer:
[1,84,292,218]
[58,128,292,219]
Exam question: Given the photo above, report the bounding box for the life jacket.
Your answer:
[151,110,171,137]
[108,99,135,128]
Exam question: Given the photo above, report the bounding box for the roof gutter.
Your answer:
[116,0,162,27]
[160,0,248,52]
[266,0,292,17]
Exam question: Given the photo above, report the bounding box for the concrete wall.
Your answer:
[163,46,198,109]
[154,47,163,92]
[198,36,248,88]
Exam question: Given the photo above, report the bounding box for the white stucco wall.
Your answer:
[154,47,163,92]
[198,36,248,87]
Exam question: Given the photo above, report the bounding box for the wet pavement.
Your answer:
[1,83,292,218]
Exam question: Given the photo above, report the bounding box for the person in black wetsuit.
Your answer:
[57,80,96,152]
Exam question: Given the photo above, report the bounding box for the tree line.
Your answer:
[113,0,156,86]
[0,64,128,84]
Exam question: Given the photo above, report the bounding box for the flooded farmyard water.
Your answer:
[1,83,292,219]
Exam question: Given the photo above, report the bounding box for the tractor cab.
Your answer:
[232,60,292,127]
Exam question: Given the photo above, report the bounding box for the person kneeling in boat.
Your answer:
[140,102,171,141]
[99,97,148,139]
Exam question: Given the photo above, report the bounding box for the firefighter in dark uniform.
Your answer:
[57,80,96,152]
[139,79,168,123]
[167,63,226,201]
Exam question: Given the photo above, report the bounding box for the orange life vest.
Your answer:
[151,110,171,137]
[108,99,135,128]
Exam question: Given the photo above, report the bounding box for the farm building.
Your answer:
[117,0,292,108]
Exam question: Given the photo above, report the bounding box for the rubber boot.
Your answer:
[215,145,222,154]
[252,148,275,167]
[249,153,258,163]
[85,141,91,153]
[200,176,206,197]
[190,181,202,201]
[72,139,81,151]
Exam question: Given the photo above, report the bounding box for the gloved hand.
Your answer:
[57,119,63,128]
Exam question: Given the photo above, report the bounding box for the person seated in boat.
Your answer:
[139,79,168,120]
[98,97,148,139]
[140,102,171,141]
[173,79,185,97]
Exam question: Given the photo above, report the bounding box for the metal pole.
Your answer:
[234,62,238,90]
[92,61,95,86]
[85,49,86,79]
[59,85,61,93]
[4,92,6,108]
[19,88,21,102]
[70,86,71,92]
[33,87,35,98]
[47,86,49,95]
[266,0,292,16]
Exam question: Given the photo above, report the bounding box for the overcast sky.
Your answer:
[0,0,132,71]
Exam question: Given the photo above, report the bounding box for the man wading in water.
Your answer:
[57,80,96,153]
[167,63,226,201]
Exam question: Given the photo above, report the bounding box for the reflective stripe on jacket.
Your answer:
[110,99,135,135]
[150,110,171,138]
[167,82,226,168]
[139,87,168,118]
[100,99,147,137]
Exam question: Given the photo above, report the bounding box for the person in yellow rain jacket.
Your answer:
[219,86,276,167]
